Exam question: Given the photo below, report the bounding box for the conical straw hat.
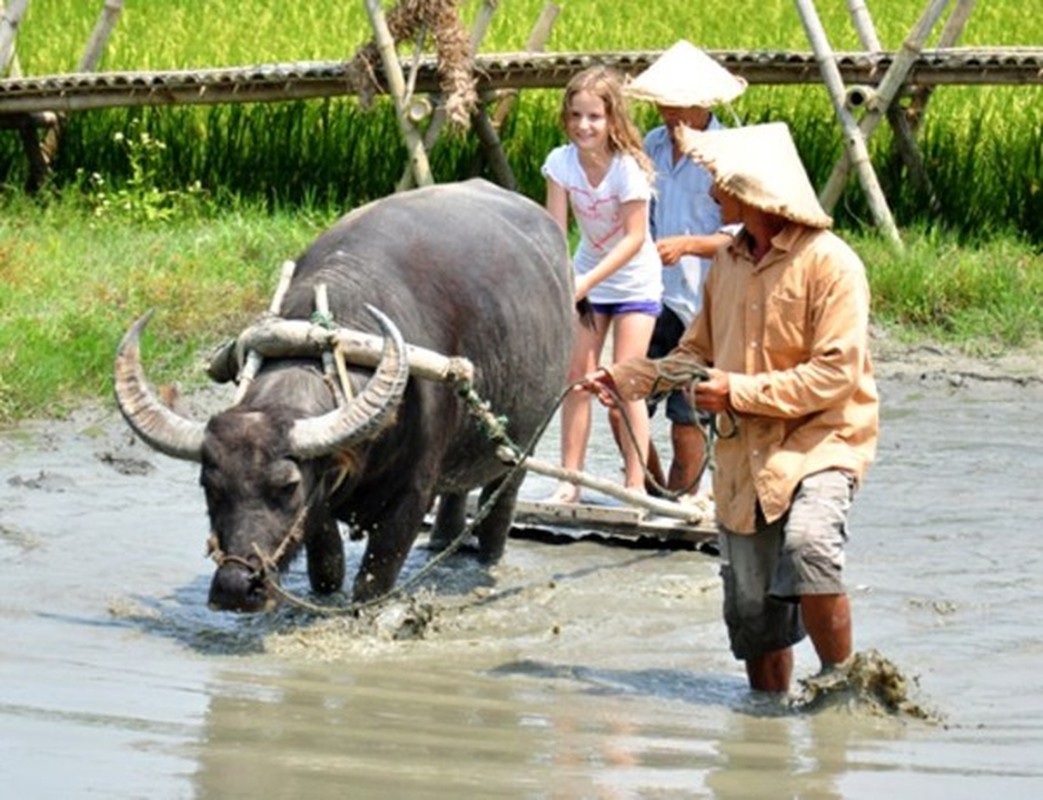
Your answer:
[679,121,833,228]
[624,40,747,108]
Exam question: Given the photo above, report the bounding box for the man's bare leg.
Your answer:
[745,646,793,692]
[669,422,706,493]
[801,592,852,670]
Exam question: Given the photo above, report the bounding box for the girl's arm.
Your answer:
[545,178,569,235]
[574,198,647,301]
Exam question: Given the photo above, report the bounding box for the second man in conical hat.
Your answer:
[612,40,748,500]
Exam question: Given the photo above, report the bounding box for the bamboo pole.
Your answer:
[471,106,515,189]
[76,0,123,72]
[490,2,560,129]
[0,0,49,191]
[846,0,943,213]
[502,453,709,524]
[469,0,499,51]
[907,0,977,132]
[846,0,882,51]
[37,0,124,189]
[234,260,297,403]
[820,0,950,212]
[363,0,433,189]
[465,1,559,189]
[0,0,29,76]
[794,0,902,248]
[398,0,500,191]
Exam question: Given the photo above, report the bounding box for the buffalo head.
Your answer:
[113,306,409,611]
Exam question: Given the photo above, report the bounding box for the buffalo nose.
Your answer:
[208,563,275,613]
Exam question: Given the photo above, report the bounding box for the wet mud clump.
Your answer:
[791,648,940,722]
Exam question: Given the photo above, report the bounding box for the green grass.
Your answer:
[0,193,329,420]
[0,193,1038,424]
[852,229,1043,344]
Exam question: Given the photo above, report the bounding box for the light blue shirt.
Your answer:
[646,117,730,326]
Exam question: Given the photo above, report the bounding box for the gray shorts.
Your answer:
[717,469,855,660]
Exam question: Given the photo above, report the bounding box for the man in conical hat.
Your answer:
[610,41,747,500]
[585,122,880,694]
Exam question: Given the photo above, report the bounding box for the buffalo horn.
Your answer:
[288,304,409,458]
[113,311,206,461]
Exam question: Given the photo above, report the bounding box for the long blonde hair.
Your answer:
[559,66,655,180]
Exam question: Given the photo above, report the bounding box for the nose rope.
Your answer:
[207,473,333,585]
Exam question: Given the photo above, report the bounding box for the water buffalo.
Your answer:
[114,179,574,612]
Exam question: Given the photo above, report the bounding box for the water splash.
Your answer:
[790,648,941,722]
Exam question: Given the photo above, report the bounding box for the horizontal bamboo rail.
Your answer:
[0,47,1040,115]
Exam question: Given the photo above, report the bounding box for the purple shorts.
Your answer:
[588,300,662,317]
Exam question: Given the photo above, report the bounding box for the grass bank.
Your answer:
[1,195,1040,424]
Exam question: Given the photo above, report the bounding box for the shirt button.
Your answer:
[751,341,759,349]
[751,303,759,311]
[752,449,760,457]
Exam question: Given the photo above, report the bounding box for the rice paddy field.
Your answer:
[1,0,1042,422]
[1,0,1041,240]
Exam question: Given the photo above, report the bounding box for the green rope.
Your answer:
[310,310,335,329]
[261,363,732,616]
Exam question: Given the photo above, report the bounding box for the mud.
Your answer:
[3,345,1043,797]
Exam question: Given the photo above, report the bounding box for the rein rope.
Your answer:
[242,373,569,617]
[216,300,733,616]
[256,365,733,618]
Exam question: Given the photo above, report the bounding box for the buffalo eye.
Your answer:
[200,463,226,504]
[268,459,303,499]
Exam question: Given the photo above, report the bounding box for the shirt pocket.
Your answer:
[762,289,809,363]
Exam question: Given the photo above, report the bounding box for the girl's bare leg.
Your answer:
[611,312,657,491]
[552,313,610,502]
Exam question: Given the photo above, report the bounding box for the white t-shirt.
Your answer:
[541,144,662,305]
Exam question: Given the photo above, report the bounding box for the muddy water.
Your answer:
[2,371,1042,798]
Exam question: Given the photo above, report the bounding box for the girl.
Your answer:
[542,66,662,503]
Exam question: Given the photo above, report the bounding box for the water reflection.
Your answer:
[187,653,911,799]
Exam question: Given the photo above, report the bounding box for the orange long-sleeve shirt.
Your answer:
[609,222,879,533]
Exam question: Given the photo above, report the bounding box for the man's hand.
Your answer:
[656,236,690,266]
[575,368,619,407]
[692,368,731,413]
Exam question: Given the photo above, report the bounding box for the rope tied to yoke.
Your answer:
[221,294,731,615]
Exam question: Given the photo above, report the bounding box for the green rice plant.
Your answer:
[2,0,1040,241]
